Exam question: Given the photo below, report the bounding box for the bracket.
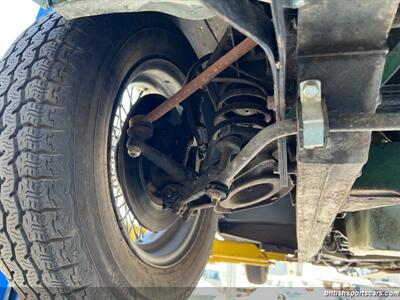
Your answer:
[299,80,325,149]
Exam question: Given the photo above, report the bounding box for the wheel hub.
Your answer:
[116,93,181,231]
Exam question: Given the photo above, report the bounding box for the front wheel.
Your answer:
[0,12,217,300]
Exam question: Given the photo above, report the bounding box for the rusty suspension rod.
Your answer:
[146,37,257,122]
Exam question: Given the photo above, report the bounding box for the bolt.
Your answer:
[291,0,305,8]
[302,81,320,98]
[128,145,141,158]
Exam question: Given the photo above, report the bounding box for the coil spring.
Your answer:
[212,78,272,144]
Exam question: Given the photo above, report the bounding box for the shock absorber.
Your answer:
[211,78,286,211]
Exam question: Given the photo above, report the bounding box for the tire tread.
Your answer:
[0,12,98,299]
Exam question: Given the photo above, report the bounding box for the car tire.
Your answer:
[0,12,217,300]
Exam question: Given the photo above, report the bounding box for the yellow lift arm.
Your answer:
[129,224,288,267]
[209,240,287,267]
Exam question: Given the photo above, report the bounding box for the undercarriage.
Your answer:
[1,0,400,298]
[118,0,400,270]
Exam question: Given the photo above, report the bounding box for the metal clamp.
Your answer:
[299,80,325,149]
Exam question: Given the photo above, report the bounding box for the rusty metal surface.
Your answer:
[296,0,399,262]
[147,37,257,122]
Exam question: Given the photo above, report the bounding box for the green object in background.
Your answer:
[353,142,400,191]
[347,143,400,257]
[383,42,400,85]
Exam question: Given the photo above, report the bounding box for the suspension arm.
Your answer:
[217,113,400,187]
[127,112,400,216]
[216,119,298,187]
[127,140,196,182]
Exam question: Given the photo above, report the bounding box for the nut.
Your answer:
[301,82,320,98]
[209,191,222,203]
[128,145,141,158]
